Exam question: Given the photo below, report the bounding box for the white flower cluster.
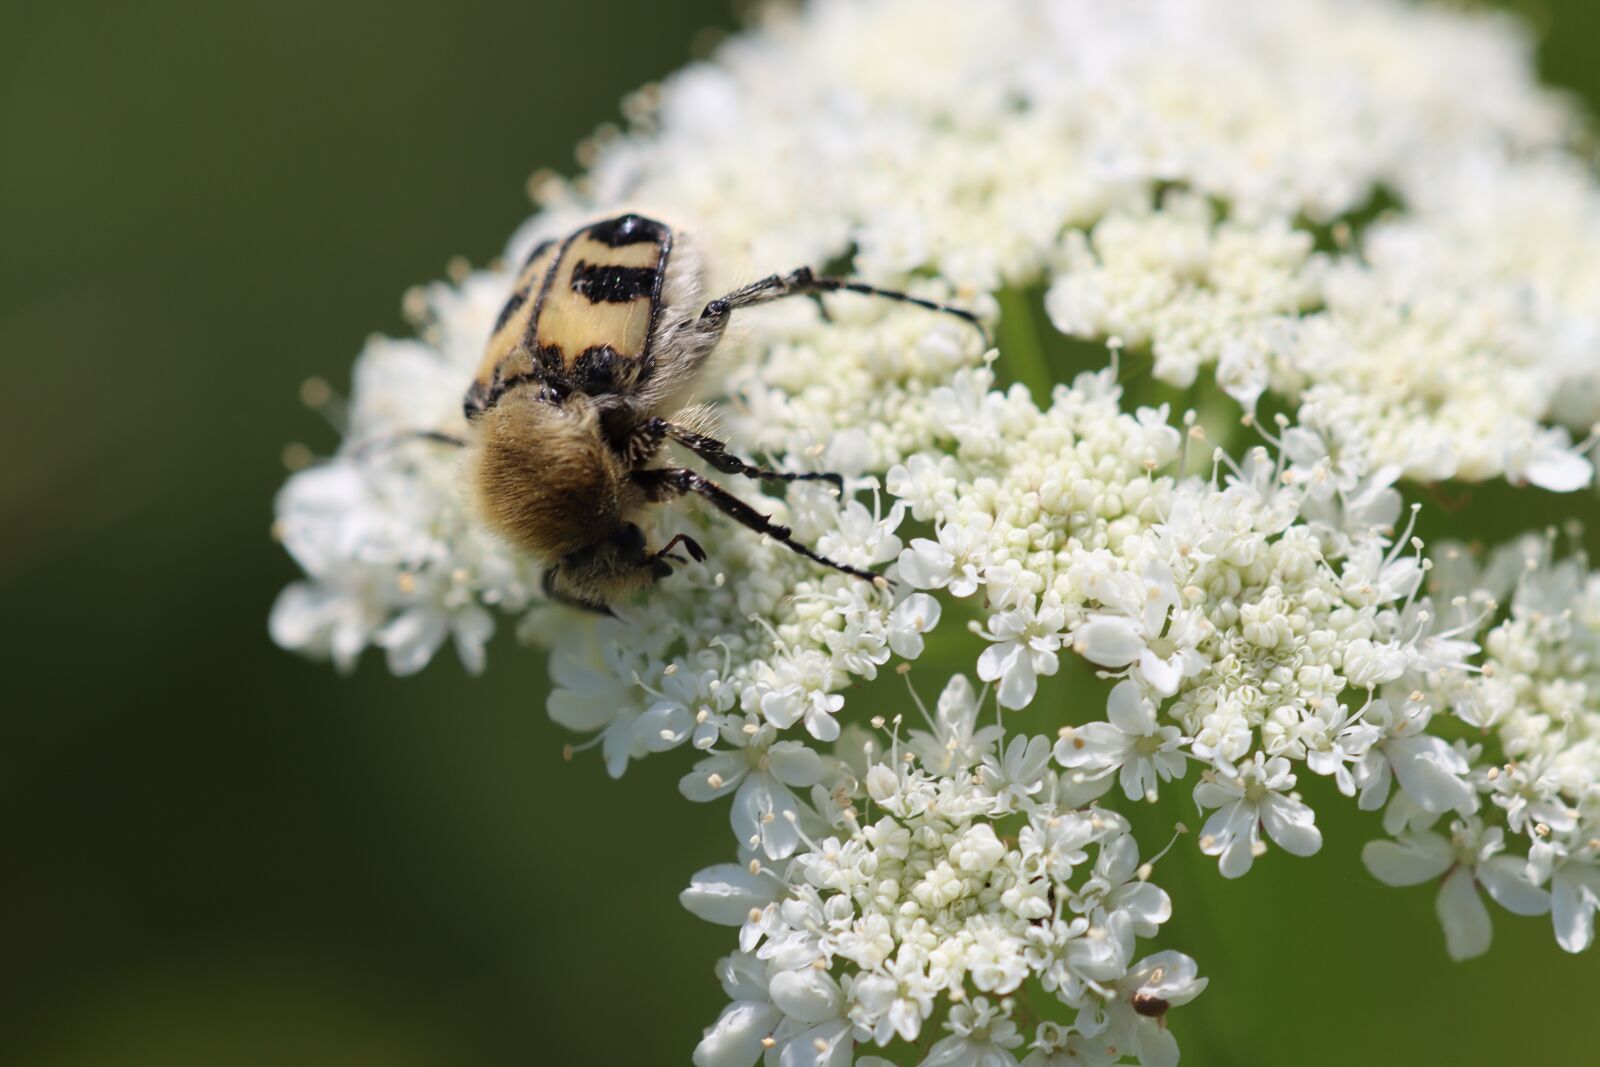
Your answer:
[1361,535,1600,960]
[683,683,1204,1067]
[269,0,1600,1062]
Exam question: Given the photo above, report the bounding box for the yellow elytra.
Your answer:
[466,214,671,418]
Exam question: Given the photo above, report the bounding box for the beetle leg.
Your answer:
[635,468,881,584]
[646,418,845,492]
[648,533,707,566]
[697,266,988,345]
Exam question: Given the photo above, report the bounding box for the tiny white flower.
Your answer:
[886,454,962,522]
[693,952,781,1067]
[899,519,988,596]
[850,951,937,1044]
[1194,753,1323,878]
[1019,1022,1114,1067]
[1071,832,1173,937]
[1355,698,1477,817]
[1504,426,1594,492]
[681,862,786,953]
[1302,699,1381,797]
[681,729,827,859]
[920,997,1023,1067]
[1534,842,1600,954]
[1054,680,1187,802]
[815,498,906,571]
[1073,562,1201,697]
[907,674,1005,775]
[768,966,844,1024]
[978,596,1067,710]
[1110,951,1210,1067]
[977,734,1055,812]
[1362,817,1552,960]
[886,593,942,660]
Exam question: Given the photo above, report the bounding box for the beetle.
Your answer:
[445,213,982,612]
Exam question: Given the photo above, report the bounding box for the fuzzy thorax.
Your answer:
[466,388,638,562]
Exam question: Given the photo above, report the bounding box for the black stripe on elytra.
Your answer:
[491,288,528,334]
[572,345,623,392]
[585,214,667,247]
[570,260,657,304]
[467,355,560,418]
[519,238,556,270]
[535,344,568,377]
[488,241,555,340]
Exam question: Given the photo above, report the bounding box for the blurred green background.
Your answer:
[2,1,1597,1064]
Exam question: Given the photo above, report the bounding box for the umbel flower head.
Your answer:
[272,0,1600,1062]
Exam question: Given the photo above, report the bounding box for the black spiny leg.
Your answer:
[633,418,845,492]
[637,468,881,584]
[649,533,707,567]
[698,266,989,345]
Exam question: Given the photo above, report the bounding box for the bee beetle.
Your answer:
[449,213,983,613]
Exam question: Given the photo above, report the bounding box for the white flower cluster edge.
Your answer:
[270,1,1600,1063]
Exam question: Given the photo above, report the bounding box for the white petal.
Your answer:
[898,539,955,589]
[1120,756,1156,802]
[1118,882,1172,929]
[1521,440,1593,492]
[1127,950,1207,1004]
[1436,866,1492,961]
[719,953,770,1003]
[548,673,628,732]
[636,702,690,753]
[1076,615,1144,668]
[977,641,1019,683]
[889,593,942,657]
[1361,834,1454,886]
[767,968,841,1023]
[1356,756,1392,812]
[1055,722,1126,770]
[996,658,1039,710]
[920,1036,1018,1067]
[267,582,326,650]
[766,741,827,787]
[804,705,842,743]
[732,775,800,859]
[680,864,779,925]
[600,719,637,779]
[1106,679,1155,735]
[450,605,494,675]
[1259,795,1322,857]
[1387,735,1475,814]
[1200,801,1257,879]
[1137,649,1182,697]
[1137,1021,1180,1067]
[1552,868,1600,953]
[378,607,448,676]
[679,757,744,802]
[692,1001,780,1067]
[776,1021,852,1067]
[1192,780,1240,809]
[1478,856,1551,917]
